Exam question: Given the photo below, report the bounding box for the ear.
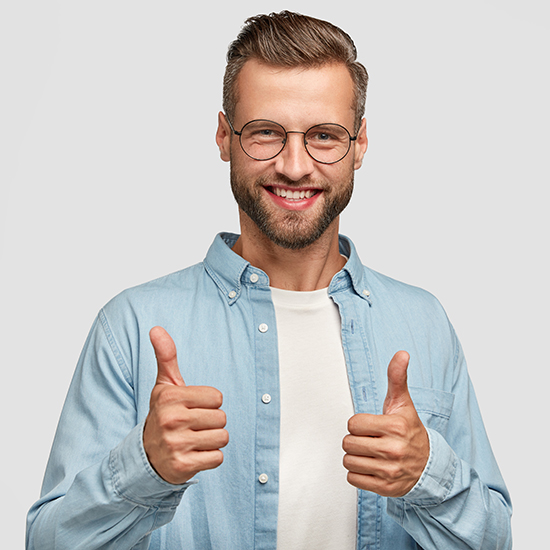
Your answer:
[216,111,232,163]
[353,118,368,170]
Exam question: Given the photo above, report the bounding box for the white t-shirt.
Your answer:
[271,287,357,550]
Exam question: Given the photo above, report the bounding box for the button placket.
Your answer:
[248,280,279,545]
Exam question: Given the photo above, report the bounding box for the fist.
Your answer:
[143,326,229,485]
[342,351,429,497]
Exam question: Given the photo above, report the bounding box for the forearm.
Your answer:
[386,429,512,550]
[27,423,190,550]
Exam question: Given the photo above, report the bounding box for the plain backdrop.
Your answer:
[2,1,548,547]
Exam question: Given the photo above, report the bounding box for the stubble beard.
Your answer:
[230,165,354,250]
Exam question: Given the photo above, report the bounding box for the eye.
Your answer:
[306,124,348,147]
[307,129,341,147]
[252,128,284,142]
[243,121,285,142]
[315,132,333,141]
[258,128,277,137]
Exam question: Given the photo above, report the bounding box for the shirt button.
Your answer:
[362,289,370,297]
[258,323,268,333]
[258,473,269,484]
[250,273,259,283]
[261,393,272,404]
[228,290,237,299]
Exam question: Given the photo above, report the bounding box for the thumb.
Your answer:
[149,326,186,386]
[383,350,411,415]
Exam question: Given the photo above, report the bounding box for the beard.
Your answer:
[230,165,354,250]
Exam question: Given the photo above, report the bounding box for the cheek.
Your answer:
[323,163,354,189]
[231,150,278,181]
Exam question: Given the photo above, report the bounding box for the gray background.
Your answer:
[2,1,548,547]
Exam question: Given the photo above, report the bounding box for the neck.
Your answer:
[232,213,346,291]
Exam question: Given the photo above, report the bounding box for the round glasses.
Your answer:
[227,118,357,164]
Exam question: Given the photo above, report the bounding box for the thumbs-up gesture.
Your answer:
[342,351,429,497]
[143,326,229,485]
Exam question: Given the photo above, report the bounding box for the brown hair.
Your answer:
[223,11,369,131]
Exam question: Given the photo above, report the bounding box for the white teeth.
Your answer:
[273,188,315,200]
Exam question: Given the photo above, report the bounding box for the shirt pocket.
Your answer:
[408,386,455,437]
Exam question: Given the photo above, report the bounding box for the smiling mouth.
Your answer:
[268,187,319,201]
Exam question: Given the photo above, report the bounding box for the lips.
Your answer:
[264,185,322,211]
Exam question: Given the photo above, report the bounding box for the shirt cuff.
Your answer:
[109,419,196,508]
[390,428,457,510]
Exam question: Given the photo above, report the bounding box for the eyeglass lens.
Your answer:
[239,120,352,164]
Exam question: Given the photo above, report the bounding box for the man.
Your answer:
[27,11,512,549]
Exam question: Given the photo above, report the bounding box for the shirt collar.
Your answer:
[203,232,371,305]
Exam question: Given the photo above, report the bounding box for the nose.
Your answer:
[274,132,315,182]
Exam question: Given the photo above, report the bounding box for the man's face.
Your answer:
[216,60,368,250]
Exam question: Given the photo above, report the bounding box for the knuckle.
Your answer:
[217,409,227,427]
[385,440,406,461]
[219,429,230,447]
[342,453,352,470]
[172,455,194,476]
[153,386,180,407]
[149,385,165,405]
[347,415,360,433]
[159,409,190,431]
[212,449,224,467]
[391,417,409,438]
[342,434,353,452]
[346,471,363,490]
[211,388,224,408]
[394,447,407,462]
[161,432,182,454]
[157,415,174,431]
[195,386,224,408]
[385,463,403,482]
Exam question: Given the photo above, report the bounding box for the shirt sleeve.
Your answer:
[386,331,513,549]
[26,312,192,550]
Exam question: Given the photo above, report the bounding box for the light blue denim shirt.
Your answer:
[27,233,512,550]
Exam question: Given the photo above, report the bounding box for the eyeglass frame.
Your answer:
[225,116,358,165]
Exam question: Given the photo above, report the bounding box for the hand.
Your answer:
[342,351,429,497]
[143,326,229,485]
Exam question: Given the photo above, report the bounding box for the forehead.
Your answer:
[234,59,355,128]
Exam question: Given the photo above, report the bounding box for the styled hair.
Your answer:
[223,11,369,131]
